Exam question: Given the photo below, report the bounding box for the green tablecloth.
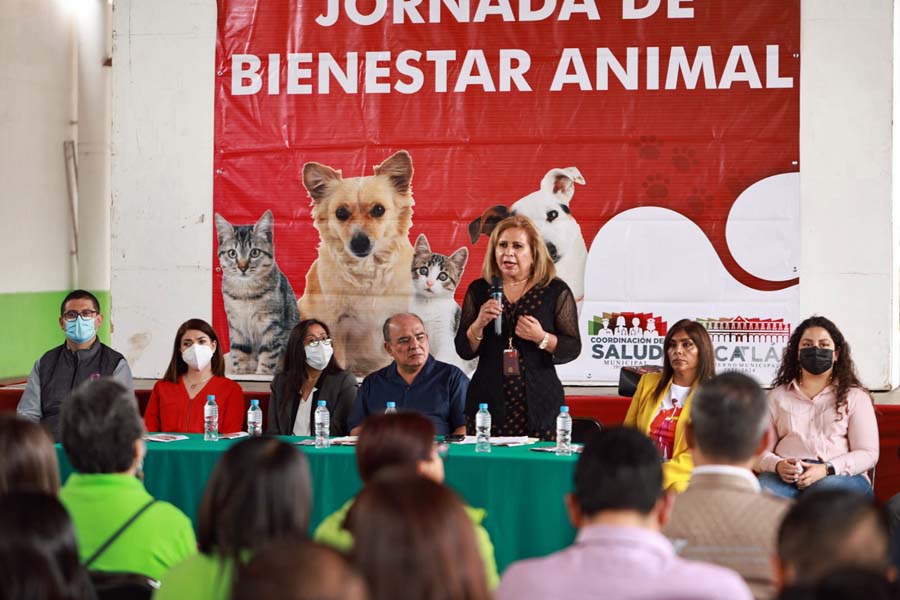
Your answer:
[57,435,577,571]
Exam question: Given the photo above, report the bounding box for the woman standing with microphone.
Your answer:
[455,215,581,439]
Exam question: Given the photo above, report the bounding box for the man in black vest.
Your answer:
[17,290,134,439]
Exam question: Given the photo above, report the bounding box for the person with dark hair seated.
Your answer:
[0,491,95,600]
[232,540,368,600]
[497,427,752,600]
[156,437,313,600]
[776,566,900,600]
[776,490,894,589]
[0,413,60,495]
[59,378,196,580]
[17,289,134,439]
[664,372,790,599]
[624,319,716,492]
[315,412,499,588]
[144,318,244,433]
[347,472,490,600]
[267,319,357,436]
[756,316,878,498]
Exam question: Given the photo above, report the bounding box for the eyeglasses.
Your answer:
[305,338,333,348]
[62,310,98,322]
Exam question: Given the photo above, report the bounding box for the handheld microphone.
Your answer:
[491,276,503,336]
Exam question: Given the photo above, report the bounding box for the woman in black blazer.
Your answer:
[267,319,357,436]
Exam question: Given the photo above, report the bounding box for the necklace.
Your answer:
[185,374,212,390]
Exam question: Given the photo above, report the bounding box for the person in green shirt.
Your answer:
[156,436,313,600]
[314,412,499,588]
[59,378,197,581]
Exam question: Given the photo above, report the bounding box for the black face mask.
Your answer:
[799,347,834,375]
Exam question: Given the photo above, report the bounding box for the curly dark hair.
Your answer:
[772,315,871,419]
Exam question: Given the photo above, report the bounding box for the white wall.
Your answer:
[800,0,898,389]
[109,0,900,388]
[0,0,111,295]
[110,0,216,371]
[1,0,77,293]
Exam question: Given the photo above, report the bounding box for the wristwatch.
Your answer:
[538,333,550,350]
[825,462,836,476]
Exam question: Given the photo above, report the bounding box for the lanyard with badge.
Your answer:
[502,297,523,377]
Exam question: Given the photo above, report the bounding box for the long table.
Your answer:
[56,435,577,572]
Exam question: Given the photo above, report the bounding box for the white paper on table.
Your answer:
[144,434,188,443]
[220,432,250,440]
[453,436,534,446]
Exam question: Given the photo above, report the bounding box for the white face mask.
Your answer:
[182,344,214,371]
[305,343,334,371]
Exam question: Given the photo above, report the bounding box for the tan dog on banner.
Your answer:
[298,151,415,376]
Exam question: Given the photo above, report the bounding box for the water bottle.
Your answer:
[555,406,572,456]
[384,401,397,415]
[475,403,491,453]
[315,400,330,448]
[203,395,219,442]
[247,399,262,436]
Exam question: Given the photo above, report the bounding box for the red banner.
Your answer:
[213,0,800,381]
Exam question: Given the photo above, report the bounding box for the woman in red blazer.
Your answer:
[144,319,244,434]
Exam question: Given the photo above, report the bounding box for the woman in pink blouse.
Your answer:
[756,316,878,498]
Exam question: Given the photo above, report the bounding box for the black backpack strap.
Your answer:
[84,499,157,568]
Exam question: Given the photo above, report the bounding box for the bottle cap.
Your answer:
[250,399,259,407]
[386,401,396,408]
[317,400,327,407]
[207,395,215,401]
[560,406,569,413]
[479,403,488,409]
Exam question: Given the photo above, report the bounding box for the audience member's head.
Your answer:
[356,412,444,483]
[232,540,368,600]
[777,490,891,588]
[776,566,900,600]
[569,426,669,529]
[60,378,145,475]
[198,437,312,565]
[688,371,769,466]
[0,491,93,600]
[347,472,489,600]
[0,413,60,495]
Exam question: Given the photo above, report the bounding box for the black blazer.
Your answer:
[454,277,581,433]
[267,369,357,436]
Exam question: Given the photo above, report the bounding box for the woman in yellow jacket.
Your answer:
[624,319,715,492]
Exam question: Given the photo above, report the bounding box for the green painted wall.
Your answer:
[2,290,112,380]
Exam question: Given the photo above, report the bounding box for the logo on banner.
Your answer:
[589,312,668,366]
[698,316,791,373]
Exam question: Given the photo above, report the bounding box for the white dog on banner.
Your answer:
[510,167,587,305]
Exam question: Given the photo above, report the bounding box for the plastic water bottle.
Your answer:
[384,401,397,415]
[555,406,572,456]
[203,395,219,442]
[247,399,262,436]
[475,403,491,453]
[315,400,330,448]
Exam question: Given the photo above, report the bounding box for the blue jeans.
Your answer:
[758,471,873,499]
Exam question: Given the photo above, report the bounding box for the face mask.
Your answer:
[182,344,214,371]
[65,316,96,344]
[305,343,334,371]
[799,347,834,375]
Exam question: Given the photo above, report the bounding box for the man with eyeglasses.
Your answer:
[348,313,467,436]
[17,290,134,439]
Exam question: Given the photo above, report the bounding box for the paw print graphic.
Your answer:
[633,135,663,160]
[686,187,714,211]
[671,147,699,173]
[642,175,670,200]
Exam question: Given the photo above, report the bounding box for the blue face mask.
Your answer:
[65,316,97,344]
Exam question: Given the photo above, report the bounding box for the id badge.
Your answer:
[503,348,520,376]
